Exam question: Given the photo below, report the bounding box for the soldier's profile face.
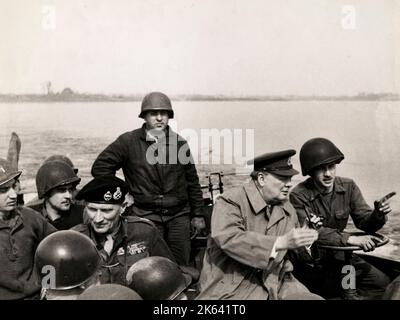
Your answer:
[310,163,336,192]
[85,202,122,234]
[0,179,19,213]
[259,173,292,203]
[144,110,169,131]
[47,184,75,212]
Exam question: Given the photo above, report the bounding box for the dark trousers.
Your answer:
[293,254,390,299]
[153,214,191,266]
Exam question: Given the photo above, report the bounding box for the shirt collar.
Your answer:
[140,123,172,141]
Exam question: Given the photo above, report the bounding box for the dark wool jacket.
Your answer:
[72,216,175,285]
[28,202,84,230]
[0,207,56,299]
[91,124,204,217]
[290,176,387,247]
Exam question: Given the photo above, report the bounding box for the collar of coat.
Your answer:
[244,180,293,219]
[0,207,22,230]
[87,218,127,251]
[139,123,176,141]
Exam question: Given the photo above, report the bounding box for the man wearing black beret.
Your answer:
[197,150,322,300]
[71,175,176,286]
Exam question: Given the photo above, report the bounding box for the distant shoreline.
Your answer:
[1,93,399,103]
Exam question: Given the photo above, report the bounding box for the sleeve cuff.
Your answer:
[341,232,351,246]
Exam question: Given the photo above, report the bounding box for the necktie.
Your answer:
[104,234,114,255]
[265,205,272,220]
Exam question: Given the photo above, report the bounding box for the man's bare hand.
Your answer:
[275,228,318,251]
[347,235,381,252]
[191,216,206,234]
[374,191,395,216]
[375,200,392,215]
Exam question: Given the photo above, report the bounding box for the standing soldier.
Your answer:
[290,137,391,299]
[28,160,84,230]
[0,158,56,299]
[91,92,206,266]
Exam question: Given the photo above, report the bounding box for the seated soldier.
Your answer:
[126,256,189,300]
[28,160,84,230]
[290,137,391,299]
[0,158,56,299]
[25,154,81,208]
[71,175,177,286]
[35,230,102,300]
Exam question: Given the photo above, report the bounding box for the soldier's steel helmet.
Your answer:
[35,230,101,290]
[299,137,344,176]
[36,160,81,199]
[78,284,143,300]
[0,158,22,187]
[126,256,187,300]
[43,155,78,174]
[138,92,174,119]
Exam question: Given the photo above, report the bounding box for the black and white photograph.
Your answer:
[1,0,400,306]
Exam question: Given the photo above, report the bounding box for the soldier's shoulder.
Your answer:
[25,197,43,210]
[215,185,246,205]
[19,206,42,217]
[17,206,47,225]
[335,176,355,185]
[118,129,141,141]
[291,178,314,196]
[70,223,89,233]
[125,215,156,228]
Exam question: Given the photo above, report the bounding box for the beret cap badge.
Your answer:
[104,191,112,201]
[113,187,122,200]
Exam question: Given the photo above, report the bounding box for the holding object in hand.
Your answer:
[191,216,206,235]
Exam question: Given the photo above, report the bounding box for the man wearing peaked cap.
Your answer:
[248,149,299,177]
[71,175,176,286]
[0,158,56,299]
[197,149,322,300]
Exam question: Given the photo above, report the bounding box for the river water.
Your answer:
[1,100,400,259]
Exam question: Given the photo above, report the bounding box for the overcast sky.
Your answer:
[1,0,399,95]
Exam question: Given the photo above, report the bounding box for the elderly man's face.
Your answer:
[85,202,123,234]
[0,179,20,213]
[144,110,169,131]
[258,173,293,204]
